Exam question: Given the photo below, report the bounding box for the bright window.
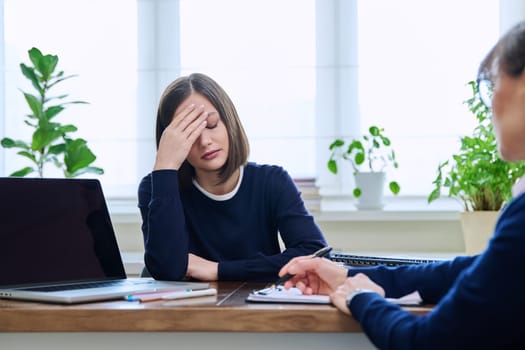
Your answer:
[178,0,317,178]
[358,0,499,195]
[0,0,501,202]
[2,0,137,196]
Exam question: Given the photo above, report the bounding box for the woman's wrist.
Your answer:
[346,288,376,308]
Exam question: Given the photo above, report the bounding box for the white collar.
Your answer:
[513,175,525,197]
[192,166,244,201]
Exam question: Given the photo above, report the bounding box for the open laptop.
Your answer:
[0,177,208,304]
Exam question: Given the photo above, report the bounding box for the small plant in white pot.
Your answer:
[328,125,400,209]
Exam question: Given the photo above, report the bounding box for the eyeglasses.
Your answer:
[477,78,494,109]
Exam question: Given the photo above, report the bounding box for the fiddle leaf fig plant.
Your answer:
[1,47,103,178]
[427,81,525,211]
[328,125,400,197]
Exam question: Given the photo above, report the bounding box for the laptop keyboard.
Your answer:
[20,280,127,292]
[328,252,440,267]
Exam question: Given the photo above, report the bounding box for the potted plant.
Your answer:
[1,47,103,178]
[428,81,525,253]
[327,125,400,209]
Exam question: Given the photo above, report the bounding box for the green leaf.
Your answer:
[369,126,380,136]
[48,143,66,155]
[17,150,36,162]
[44,54,59,76]
[64,138,97,174]
[35,52,59,81]
[389,181,400,195]
[23,93,43,117]
[327,159,338,174]
[47,74,78,89]
[20,63,43,95]
[428,189,440,203]
[58,124,78,134]
[1,138,30,150]
[32,128,62,150]
[347,140,364,153]
[1,137,15,148]
[354,152,365,165]
[66,100,89,105]
[329,139,345,150]
[44,105,65,120]
[353,188,362,198]
[48,94,69,101]
[10,167,35,177]
[28,48,43,71]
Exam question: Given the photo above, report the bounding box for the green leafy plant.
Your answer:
[1,47,103,178]
[428,81,525,211]
[327,125,400,197]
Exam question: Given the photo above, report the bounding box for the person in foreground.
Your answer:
[138,73,327,282]
[279,21,525,349]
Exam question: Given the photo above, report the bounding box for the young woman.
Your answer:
[138,73,327,282]
[279,21,525,349]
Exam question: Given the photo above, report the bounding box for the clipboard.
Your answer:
[246,286,422,306]
[246,286,330,304]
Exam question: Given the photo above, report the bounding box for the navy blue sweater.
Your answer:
[138,163,327,282]
[348,192,525,349]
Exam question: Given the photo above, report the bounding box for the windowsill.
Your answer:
[107,195,463,224]
[121,251,145,277]
[314,195,462,222]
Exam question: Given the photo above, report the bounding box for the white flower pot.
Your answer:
[354,172,386,210]
[460,211,500,255]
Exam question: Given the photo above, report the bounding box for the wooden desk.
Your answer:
[0,281,432,349]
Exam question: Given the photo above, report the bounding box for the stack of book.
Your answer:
[294,177,320,212]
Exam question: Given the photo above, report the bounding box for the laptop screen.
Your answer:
[0,178,126,287]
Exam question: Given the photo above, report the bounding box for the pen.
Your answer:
[272,246,333,288]
[161,288,217,300]
[125,289,193,302]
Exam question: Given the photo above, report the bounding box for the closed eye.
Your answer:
[206,112,219,129]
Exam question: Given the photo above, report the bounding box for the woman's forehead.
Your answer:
[174,94,217,119]
[179,93,215,110]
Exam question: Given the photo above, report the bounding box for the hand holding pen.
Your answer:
[255,246,333,295]
[276,247,349,296]
[273,246,333,288]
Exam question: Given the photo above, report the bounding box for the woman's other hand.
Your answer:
[186,253,219,281]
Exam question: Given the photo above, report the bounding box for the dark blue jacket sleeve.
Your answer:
[345,194,525,349]
[348,256,476,302]
[138,170,188,280]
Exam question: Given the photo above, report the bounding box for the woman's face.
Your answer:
[175,93,229,174]
[491,69,525,161]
